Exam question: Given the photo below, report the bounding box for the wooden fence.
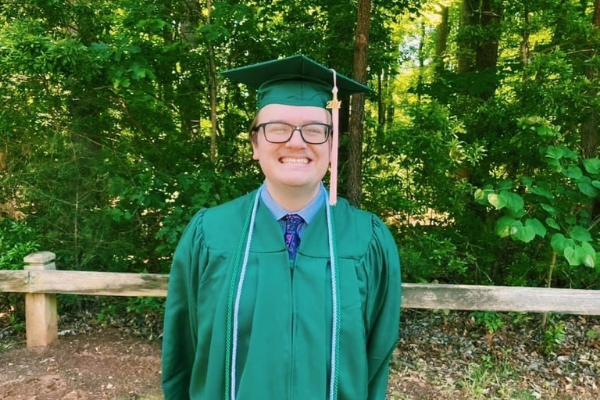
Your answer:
[2,251,600,347]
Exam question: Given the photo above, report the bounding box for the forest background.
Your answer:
[2,0,600,325]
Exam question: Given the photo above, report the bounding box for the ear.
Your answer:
[251,140,259,160]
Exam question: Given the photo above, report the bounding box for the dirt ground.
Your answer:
[0,327,162,400]
[1,310,599,400]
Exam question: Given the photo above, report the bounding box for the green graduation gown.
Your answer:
[161,190,401,400]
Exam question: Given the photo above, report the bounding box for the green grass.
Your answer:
[452,362,527,400]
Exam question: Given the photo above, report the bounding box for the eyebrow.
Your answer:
[262,120,331,125]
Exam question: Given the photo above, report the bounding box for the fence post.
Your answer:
[23,251,58,347]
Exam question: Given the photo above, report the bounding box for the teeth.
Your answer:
[281,157,309,164]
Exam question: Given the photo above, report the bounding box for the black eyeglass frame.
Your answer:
[253,122,332,144]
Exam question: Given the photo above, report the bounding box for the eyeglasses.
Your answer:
[254,122,332,144]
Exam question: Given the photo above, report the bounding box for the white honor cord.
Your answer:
[230,186,339,400]
[325,192,339,400]
[230,186,262,400]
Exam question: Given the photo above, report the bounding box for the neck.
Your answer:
[264,181,321,212]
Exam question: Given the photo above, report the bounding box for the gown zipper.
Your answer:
[289,255,296,399]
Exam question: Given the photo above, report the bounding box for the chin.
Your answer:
[277,179,318,189]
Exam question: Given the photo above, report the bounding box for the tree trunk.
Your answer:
[457,0,478,73]
[457,0,502,98]
[582,111,598,160]
[417,22,426,103]
[206,0,218,163]
[179,0,202,139]
[378,70,384,126]
[347,0,371,207]
[475,0,501,72]
[435,6,450,75]
[520,7,531,66]
[584,0,600,220]
[583,0,600,160]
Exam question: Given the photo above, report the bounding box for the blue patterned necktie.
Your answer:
[283,214,304,260]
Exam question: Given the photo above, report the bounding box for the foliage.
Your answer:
[373,0,600,289]
[586,327,600,340]
[474,117,600,283]
[2,0,600,329]
[0,219,39,271]
[471,311,505,334]
[542,314,567,355]
[397,227,474,283]
[67,296,166,340]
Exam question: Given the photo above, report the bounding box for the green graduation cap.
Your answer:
[222,55,370,205]
[221,54,370,110]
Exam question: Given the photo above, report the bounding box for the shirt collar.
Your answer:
[260,182,325,224]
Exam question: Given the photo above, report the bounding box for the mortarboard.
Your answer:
[222,54,370,205]
[221,54,369,109]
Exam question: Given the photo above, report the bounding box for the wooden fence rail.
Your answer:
[2,252,600,347]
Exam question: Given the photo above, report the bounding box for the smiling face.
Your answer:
[252,104,331,198]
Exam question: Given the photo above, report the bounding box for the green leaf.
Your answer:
[488,193,506,210]
[530,186,554,199]
[544,146,565,160]
[551,233,567,253]
[525,218,546,238]
[546,158,562,169]
[520,116,545,126]
[536,125,558,137]
[570,226,592,242]
[583,158,600,174]
[513,224,536,243]
[125,45,141,54]
[509,207,527,218]
[578,178,599,197]
[568,244,591,267]
[474,188,493,205]
[581,242,596,268]
[564,246,579,266]
[546,218,560,230]
[592,180,600,189]
[541,203,557,215]
[561,146,579,160]
[586,330,600,339]
[497,180,514,191]
[563,166,583,179]
[474,188,485,202]
[521,176,533,187]
[496,216,518,238]
[499,190,524,214]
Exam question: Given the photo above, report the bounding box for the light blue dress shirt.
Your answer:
[260,182,326,238]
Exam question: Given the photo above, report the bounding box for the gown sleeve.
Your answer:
[161,210,206,400]
[365,216,402,400]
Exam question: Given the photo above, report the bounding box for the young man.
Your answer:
[161,55,401,400]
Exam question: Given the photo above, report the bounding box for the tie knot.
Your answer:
[284,213,304,227]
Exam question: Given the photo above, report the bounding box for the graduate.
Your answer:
[161,54,401,400]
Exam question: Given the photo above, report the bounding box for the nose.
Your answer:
[286,128,306,147]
